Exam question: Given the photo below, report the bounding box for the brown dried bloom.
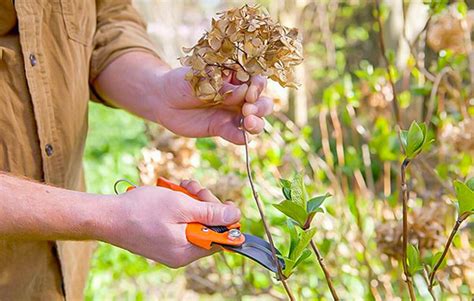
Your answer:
[376,202,447,259]
[180,5,303,103]
[427,8,474,55]
[440,117,474,154]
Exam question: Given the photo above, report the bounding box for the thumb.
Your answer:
[186,202,241,226]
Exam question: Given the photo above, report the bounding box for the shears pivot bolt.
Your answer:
[227,229,242,240]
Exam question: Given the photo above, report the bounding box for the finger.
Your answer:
[242,96,273,117]
[180,179,202,195]
[216,124,246,145]
[180,180,221,204]
[196,188,221,204]
[175,244,221,268]
[220,83,248,106]
[182,200,241,226]
[208,111,245,145]
[244,115,265,134]
[245,76,267,103]
[180,179,191,187]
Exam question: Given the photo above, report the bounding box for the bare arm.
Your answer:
[92,52,170,122]
[0,172,240,267]
[0,172,111,240]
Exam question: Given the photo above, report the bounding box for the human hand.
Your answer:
[103,180,241,268]
[153,67,273,144]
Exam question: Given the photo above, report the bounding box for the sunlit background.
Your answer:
[84,1,473,300]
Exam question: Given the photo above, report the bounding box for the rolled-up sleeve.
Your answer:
[89,0,158,83]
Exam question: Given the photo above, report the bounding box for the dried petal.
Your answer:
[236,69,250,82]
[178,4,303,103]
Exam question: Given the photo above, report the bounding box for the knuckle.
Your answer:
[205,204,216,222]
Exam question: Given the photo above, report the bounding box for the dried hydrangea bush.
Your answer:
[179,5,303,103]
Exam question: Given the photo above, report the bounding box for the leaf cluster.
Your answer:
[281,221,316,278]
[275,174,331,229]
[180,5,303,103]
[400,121,433,159]
[273,173,331,277]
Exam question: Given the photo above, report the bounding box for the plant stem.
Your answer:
[310,240,339,300]
[242,129,295,301]
[428,212,471,288]
[374,0,402,127]
[422,267,437,301]
[401,158,416,300]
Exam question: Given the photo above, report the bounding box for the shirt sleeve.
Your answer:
[89,0,159,101]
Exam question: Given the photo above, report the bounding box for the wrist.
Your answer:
[79,193,122,242]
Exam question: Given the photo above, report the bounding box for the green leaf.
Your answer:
[407,244,423,275]
[406,121,425,158]
[431,251,447,270]
[287,220,298,257]
[454,180,474,214]
[281,257,296,278]
[293,248,312,268]
[466,177,474,191]
[282,187,292,200]
[400,130,408,151]
[307,193,331,213]
[290,228,317,261]
[280,178,291,189]
[290,173,307,209]
[273,200,308,227]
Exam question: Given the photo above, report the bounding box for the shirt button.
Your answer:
[29,54,37,66]
[45,144,54,157]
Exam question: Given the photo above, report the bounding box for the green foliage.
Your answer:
[308,193,331,213]
[454,179,474,215]
[275,173,330,229]
[281,221,317,278]
[407,244,423,276]
[290,173,308,209]
[401,121,432,159]
[274,200,307,227]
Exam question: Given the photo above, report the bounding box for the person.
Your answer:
[0,1,273,300]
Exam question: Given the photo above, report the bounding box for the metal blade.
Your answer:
[222,234,285,273]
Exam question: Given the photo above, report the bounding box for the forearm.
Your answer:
[92,51,170,122]
[0,173,114,241]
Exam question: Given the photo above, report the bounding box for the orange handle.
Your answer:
[156,177,200,200]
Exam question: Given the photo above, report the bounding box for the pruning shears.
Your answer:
[114,177,285,273]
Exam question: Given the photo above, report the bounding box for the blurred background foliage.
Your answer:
[85,0,473,300]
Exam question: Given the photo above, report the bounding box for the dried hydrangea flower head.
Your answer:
[180,5,303,103]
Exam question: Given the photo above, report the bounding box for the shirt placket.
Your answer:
[15,0,65,186]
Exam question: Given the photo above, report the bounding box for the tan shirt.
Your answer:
[0,1,157,300]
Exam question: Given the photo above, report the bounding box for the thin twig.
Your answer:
[374,0,402,127]
[400,1,435,82]
[401,158,416,300]
[425,67,452,125]
[428,212,472,288]
[242,129,295,301]
[422,267,437,301]
[310,240,339,300]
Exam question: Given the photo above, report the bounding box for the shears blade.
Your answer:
[222,233,285,273]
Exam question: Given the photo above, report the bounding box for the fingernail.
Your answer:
[223,206,240,223]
